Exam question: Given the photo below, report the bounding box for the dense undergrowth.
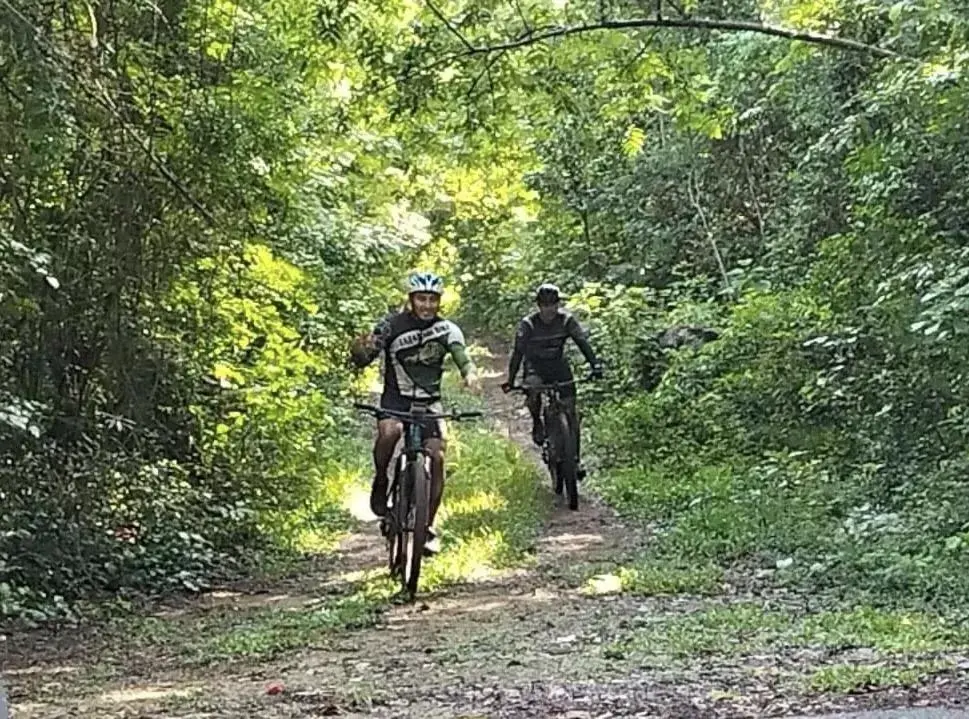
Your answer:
[439,2,969,615]
[584,279,969,609]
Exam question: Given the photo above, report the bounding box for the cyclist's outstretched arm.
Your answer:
[450,342,474,379]
[506,319,529,386]
[566,315,602,372]
[445,322,479,389]
[350,311,396,368]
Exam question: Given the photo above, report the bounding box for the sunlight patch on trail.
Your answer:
[538,531,605,554]
[344,484,377,521]
[99,684,199,704]
[4,665,79,677]
[423,530,512,587]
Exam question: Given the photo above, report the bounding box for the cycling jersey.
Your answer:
[372,310,471,405]
[507,308,599,385]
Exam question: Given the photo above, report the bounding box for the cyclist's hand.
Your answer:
[500,380,512,394]
[464,374,483,395]
[350,334,376,368]
[590,363,604,381]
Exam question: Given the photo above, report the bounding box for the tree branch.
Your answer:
[0,0,216,225]
[0,68,24,104]
[463,16,905,60]
[425,0,476,52]
[687,166,732,299]
[511,0,533,35]
[467,48,507,101]
[663,0,691,19]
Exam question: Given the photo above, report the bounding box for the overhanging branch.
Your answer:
[461,17,905,60]
[425,0,476,52]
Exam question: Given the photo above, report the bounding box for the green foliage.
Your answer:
[7,0,969,629]
[430,0,969,612]
[0,0,525,621]
[807,662,951,694]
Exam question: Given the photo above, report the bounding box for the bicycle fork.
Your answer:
[381,451,422,539]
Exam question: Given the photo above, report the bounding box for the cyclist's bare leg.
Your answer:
[371,418,402,516]
[525,390,544,445]
[425,437,446,526]
[424,436,446,553]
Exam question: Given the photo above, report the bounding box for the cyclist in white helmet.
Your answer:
[350,271,479,554]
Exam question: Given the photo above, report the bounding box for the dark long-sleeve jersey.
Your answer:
[507,308,599,384]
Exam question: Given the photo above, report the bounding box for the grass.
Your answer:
[103,574,395,666]
[808,661,953,693]
[587,392,969,611]
[421,370,547,591]
[612,602,791,659]
[583,560,724,597]
[199,579,394,661]
[605,599,969,687]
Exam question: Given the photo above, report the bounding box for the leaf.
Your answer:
[621,126,646,157]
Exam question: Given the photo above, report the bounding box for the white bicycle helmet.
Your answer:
[407,271,444,295]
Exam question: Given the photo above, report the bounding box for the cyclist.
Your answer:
[501,283,602,479]
[350,271,479,554]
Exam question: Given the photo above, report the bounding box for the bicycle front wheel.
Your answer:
[404,457,430,597]
[388,460,406,578]
[553,411,579,511]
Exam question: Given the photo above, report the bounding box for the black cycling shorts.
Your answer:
[378,393,446,440]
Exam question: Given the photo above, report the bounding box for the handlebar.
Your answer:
[353,402,484,422]
[506,374,598,393]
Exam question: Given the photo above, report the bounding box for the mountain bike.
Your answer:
[354,402,482,598]
[508,376,591,511]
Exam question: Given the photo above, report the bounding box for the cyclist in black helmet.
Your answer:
[501,283,603,479]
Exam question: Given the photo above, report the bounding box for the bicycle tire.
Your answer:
[404,457,430,597]
[554,411,579,511]
[543,408,564,495]
[388,458,406,577]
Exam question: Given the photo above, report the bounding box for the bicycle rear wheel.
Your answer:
[553,411,579,511]
[404,457,430,597]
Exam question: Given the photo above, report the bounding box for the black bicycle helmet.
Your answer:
[535,282,561,304]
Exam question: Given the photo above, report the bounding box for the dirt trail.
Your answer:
[3,348,968,718]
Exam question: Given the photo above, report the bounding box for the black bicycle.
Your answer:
[354,402,482,597]
[508,376,591,511]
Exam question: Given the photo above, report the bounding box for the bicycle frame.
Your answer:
[508,376,593,509]
[509,378,587,432]
[354,400,482,596]
[401,404,431,462]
